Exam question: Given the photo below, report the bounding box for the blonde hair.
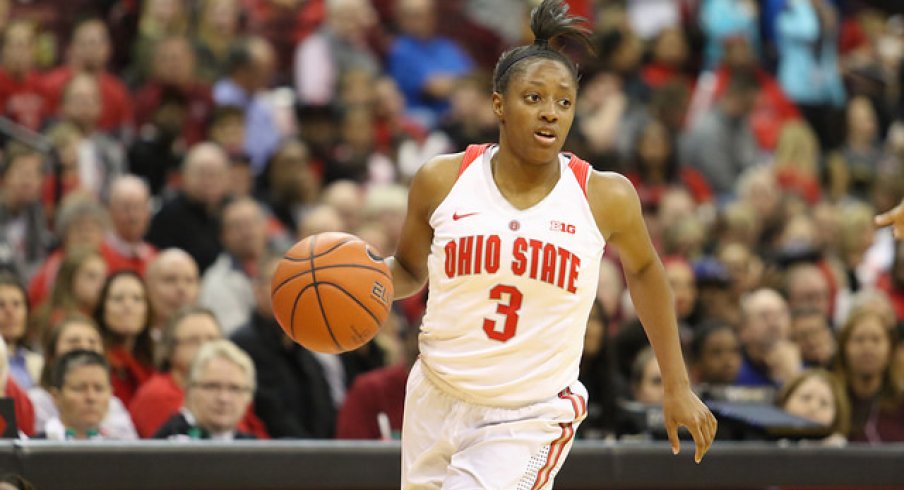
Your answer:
[189,340,256,393]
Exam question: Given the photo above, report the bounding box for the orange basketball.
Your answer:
[270,232,393,354]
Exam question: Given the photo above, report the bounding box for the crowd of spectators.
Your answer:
[0,0,903,446]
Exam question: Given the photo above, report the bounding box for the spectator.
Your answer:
[128,0,189,85]
[0,20,51,131]
[39,349,112,440]
[680,70,761,197]
[200,197,267,335]
[213,37,281,175]
[128,306,222,438]
[789,308,837,369]
[146,142,230,273]
[690,322,742,386]
[231,255,335,438]
[386,0,475,129]
[735,288,802,387]
[28,314,136,439]
[127,87,189,197]
[259,139,321,232]
[777,368,849,446]
[29,247,107,345]
[294,0,380,107]
[154,339,257,440]
[0,143,52,281]
[133,35,215,146]
[27,195,110,308]
[826,96,885,202]
[326,104,396,186]
[0,273,40,390]
[0,333,35,437]
[834,309,904,442]
[103,176,157,276]
[53,73,127,201]
[699,0,761,70]
[145,248,200,341]
[193,0,243,85]
[94,271,154,407]
[784,262,834,325]
[42,18,133,135]
[775,0,845,150]
[576,300,619,440]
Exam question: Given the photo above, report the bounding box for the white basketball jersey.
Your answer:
[419,144,606,407]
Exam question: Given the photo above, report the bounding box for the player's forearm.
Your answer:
[623,259,691,391]
[386,256,427,300]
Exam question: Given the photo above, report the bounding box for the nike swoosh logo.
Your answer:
[453,212,479,221]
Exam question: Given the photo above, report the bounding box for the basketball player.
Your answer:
[385,1,717,488]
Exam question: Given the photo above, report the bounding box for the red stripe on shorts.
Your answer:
[529,388,585,490]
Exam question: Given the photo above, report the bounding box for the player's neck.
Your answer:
[490,144,560,190]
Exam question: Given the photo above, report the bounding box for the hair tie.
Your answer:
[533,37,550,49]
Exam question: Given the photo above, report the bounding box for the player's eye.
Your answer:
[525,94,540,103]
[558,98,572,108]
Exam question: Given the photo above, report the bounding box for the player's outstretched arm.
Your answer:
[387,153,462,299]
[588,171,717,463]
[875,199,904,239]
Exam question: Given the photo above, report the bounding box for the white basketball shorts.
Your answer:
[401,360,588,490]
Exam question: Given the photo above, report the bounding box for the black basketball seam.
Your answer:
[309,235,343,352]
[317,282,383,327]
[271,264,392,295]
[289,281,319,342]
[282,238,357,261]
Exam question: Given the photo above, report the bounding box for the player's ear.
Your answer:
[492,92,504,122]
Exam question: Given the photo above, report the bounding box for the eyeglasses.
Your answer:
[192,381,252,396]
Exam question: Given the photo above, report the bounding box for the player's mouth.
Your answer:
[533,127,557,146]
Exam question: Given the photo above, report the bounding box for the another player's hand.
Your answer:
[663,387,717,464]
[875,200,904,239]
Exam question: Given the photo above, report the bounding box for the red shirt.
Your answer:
[106,345,154,408]
[42,66,133,132]
[4,378,35,437]
[713,66,800,151]
[27,243,125,309]
[336,364,408,440]
[0,69,51,130]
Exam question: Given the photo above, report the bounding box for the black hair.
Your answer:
[225,39,254,75]
[492,0,591,94]
[50,349,109,390]
[689,321,736,362]
[0,271,29,313]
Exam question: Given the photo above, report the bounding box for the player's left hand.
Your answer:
[663,387,717,464]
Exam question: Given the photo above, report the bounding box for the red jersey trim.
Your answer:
[458,144,492,178]
[566,155,591,199]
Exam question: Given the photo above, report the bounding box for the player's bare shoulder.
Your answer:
[585,170,643,240]
[408,152,467,218]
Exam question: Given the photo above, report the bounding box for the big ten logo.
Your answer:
[550,221,576,234]
[371,281,390,305]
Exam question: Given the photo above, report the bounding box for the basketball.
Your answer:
[270,232,394,354]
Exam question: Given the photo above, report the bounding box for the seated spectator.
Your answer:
[0,336,35,437]
[231,255,335,438]
[146,143,230,273]
[200,197,268,335]
[615,347,665,438]
[212,37,281,175]
[777,368,849,446]
[789,308,837,369]
[193,0,244,85]
[154,339,257,440]
[28,315,136,439]
[127,88,190,197]
[386,0,474,129]
[40,349,113,440]
[129,306,265,438]
[0,273,41,390]
[145,248,200,342]
[41,18,133,135]
[94,271,154,407]
[27,195,110,309]
[29,248,107,346]
[576,300,619,440]
[735,288,802,387]
[0,20,51,131]
[0,142,52,282]
[128,0,190,86]
[259,139,321,232]
[690,322,742,387]
[784,262,835,326]
[103,176,158,276]
[835,309,904,443]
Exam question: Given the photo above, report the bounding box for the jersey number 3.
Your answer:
[483,284,523,342]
